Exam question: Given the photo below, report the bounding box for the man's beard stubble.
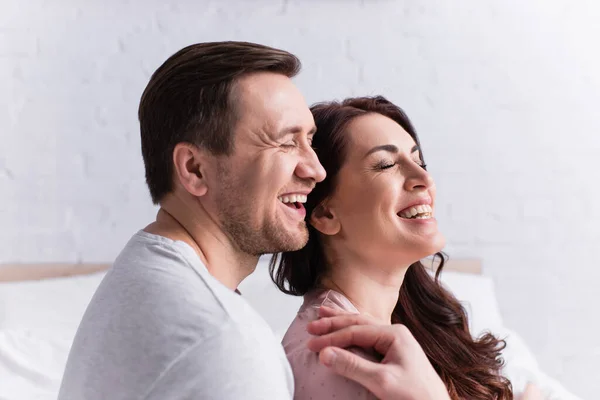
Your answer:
[215,166,308,256]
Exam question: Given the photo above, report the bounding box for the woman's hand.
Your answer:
[306,306,450,400]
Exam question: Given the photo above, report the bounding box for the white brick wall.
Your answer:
[2,0,598,397]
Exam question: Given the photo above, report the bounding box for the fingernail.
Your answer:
[321,348,337,367]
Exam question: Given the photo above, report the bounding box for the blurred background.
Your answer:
[1,0,599,398]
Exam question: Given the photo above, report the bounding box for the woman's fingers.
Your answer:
[308,323,397,356]
[316,305,350,318]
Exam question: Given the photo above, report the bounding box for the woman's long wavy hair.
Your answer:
[270,96,513,400]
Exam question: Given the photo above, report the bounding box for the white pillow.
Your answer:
[0,328,73,400]
[497,326,583,400]
[0,272,107,331]
[436,270,505,335]
[0,273,107,400]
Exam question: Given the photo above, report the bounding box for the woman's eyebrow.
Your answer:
[364,144,398,158]
[363,144,420,158]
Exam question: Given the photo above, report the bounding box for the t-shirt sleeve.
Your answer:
[289,347,378,400]
[143,325,293,400]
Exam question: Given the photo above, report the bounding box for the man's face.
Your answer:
[210,72,326,256]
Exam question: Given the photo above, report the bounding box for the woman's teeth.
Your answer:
[399,204,433,219]
[278,194,307,204]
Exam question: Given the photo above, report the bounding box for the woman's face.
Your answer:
[316,112,445,265]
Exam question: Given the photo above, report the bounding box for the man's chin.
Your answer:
[290,234,310,252]
[278,224,309,253]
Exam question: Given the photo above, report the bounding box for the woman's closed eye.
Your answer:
[375,162,396,170]
[373,160,427,171]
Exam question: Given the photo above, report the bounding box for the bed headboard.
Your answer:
[0,263,110,282]
[424,257,482,275]
[0,258,481,282]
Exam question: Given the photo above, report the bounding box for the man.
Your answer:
[58,41,449,400]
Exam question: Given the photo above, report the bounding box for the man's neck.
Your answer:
[320,252,410,325]
[144,195,259,290]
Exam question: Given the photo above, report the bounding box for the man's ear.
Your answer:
[172,142,209,197]
[310,202,341,236]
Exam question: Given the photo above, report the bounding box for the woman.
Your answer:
[270,96,514,400]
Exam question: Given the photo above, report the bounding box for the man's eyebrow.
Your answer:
[277,125,317,138]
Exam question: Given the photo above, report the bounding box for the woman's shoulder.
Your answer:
[282,291,378,368]
[302,288,361,317]
[282,289,359,354]
[281,290,378,399]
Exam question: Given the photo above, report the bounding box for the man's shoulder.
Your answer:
[88,229,283,343]
[75,230,251,348]
[60,231,291,400]
[107,229,227,308]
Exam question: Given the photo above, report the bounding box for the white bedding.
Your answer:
[0,329,72,400]
[0,272,106,332]
[0,261,584,400]
[0,273,104,400]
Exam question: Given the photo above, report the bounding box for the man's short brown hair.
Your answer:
[138,41,301,204]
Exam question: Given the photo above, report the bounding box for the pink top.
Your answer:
[282,289,379,400]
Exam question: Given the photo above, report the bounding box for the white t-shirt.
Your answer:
[58,230,294,400]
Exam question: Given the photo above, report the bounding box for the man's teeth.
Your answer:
[399,204,434,219]
[278,194,307,204]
